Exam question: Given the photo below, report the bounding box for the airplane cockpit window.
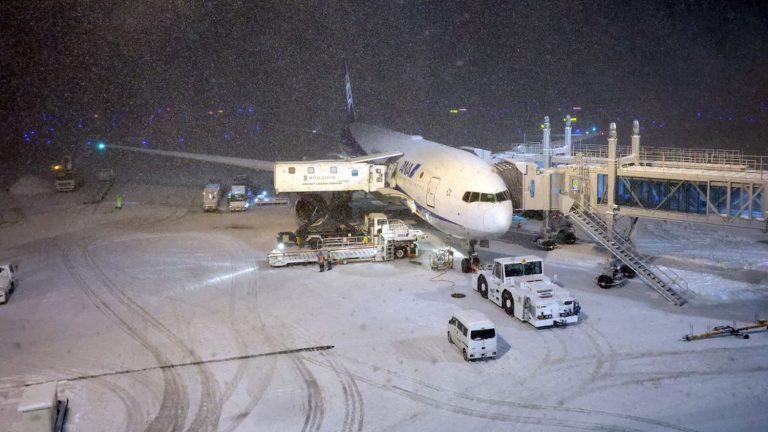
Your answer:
[464,191,512,203]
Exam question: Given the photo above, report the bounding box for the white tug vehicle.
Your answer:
[471,255,580,328]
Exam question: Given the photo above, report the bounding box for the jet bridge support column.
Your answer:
[538,117,555,249]
[564,115,573,157]
[631,120,641,165]
[607,122,618,231]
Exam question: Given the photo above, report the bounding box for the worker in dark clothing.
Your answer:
[327,254,334,271]
[318,253,325,272]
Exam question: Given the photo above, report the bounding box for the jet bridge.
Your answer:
[501,119,768,230]
[496,116,768,305]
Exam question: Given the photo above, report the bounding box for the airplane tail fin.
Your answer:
[344,59,356,123]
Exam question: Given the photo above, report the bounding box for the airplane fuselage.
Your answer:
[349,123,514,240]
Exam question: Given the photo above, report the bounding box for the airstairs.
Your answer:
[566,200,688,306]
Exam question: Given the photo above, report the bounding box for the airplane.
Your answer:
[110,61,515,269]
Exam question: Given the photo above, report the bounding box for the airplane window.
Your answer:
[462,191,471,202]
[288,167,295,174]
[330,166,338,174]
[308,167,315,174]
[469,192,479,202]
[352,169,358,176]
[481,193,495,202]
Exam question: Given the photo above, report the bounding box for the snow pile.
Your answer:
[674,267,764,301]
[9,175,50,195]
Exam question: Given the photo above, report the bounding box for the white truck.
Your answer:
[268,213,426,267]
[0,264,18,304]
[202,183,221,212]
[471,255,580,328]
[228,185,248,211]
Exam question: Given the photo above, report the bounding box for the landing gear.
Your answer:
[460,254,480,273]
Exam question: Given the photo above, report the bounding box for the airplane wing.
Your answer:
[110,145,271,172]
[110,145,400,172]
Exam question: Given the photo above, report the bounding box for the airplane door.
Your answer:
[426,177,440,208]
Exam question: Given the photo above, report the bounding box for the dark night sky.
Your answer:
[2,0,767,161]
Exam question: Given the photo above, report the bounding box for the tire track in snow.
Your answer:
[58,239,189,432]
[82,237,223,432]
[310,355,698,432]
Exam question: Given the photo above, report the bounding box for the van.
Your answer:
[447,310,497,361]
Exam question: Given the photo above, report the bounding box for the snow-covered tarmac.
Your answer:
[1,178,767,431]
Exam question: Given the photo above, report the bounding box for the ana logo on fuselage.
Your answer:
[398,160,421,178]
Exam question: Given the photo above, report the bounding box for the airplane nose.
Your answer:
[484,202,514,234]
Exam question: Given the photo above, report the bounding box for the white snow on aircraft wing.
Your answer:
[111,144,275,172]
[345,151,403,163]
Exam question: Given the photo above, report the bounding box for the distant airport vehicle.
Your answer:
[472,255,580,328]
[0,264,18,304]
[447,310,497,361]
[228,185,248,212]
[51,155,83,192]
[202,183,221,212]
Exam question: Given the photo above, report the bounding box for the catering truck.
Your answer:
[268,213,425,267]
[472,255,580,328]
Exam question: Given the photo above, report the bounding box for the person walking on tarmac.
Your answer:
[318,252,325,272]
[326,253,334,271]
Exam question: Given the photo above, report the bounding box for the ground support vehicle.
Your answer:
[268,213,425,267]
[0,264,18,304]
[202,183,221,212]
[52,155,83,192]
[228,185,248,211]
[447,310,497,361]
[595,258,637,288]
[471,255,580,328]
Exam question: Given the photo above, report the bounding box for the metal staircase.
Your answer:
[567,200,688,306]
